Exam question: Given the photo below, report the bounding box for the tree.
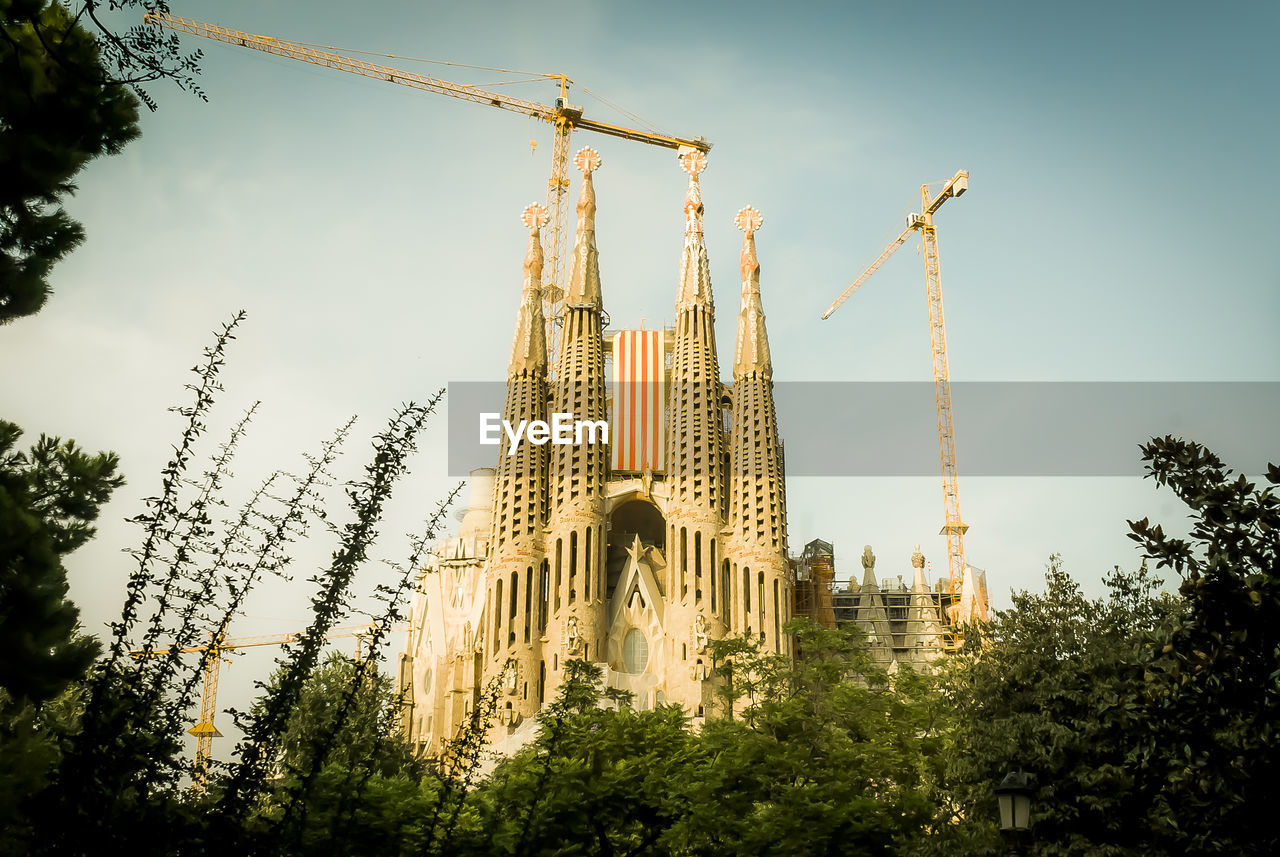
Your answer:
[1126,436,1280,856]
[0,419,122,705]
[260,650,418,782]
[0,419,122,853]
[3,313,452,857]
[923,558,1173,857]
[683,622,943,857]
[929,437,1278,857]
[461,629,946,857]
[1,1,204,323]
[467,659,704,857]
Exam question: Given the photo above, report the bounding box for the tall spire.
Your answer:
[856,546,892,649]
[733,206,772,377]
[509,203,548,373]
[565,147,602,308]
[907,545,945,652]
[675,148,713,312]
[727,206,787,555]
[548,147,610,680]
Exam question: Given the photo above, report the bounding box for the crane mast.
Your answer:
[822,171,971,606]
[144,12,710,362]
[135,623,402,787]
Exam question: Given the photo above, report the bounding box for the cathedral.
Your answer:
[397,147,791,754]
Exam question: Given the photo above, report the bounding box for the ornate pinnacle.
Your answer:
[521,202,549,231]
[511,203,548,371]
[735,206,762,280]
[679,147,707,178]
[731,206,771,377]
[574,147,602,173]
[912,545,925,569]
[679,146,707,234]
[574,147,601,233]
[521,203,548,282]
[734,206,762,235]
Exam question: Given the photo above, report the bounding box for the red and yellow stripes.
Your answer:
[611,330,665,473]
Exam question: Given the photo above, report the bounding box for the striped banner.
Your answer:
[611,330,665,473]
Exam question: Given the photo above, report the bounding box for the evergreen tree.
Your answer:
[0,419,121,705]
[1,1,203,323]
[1,0,139,322]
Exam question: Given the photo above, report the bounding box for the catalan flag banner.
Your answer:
[611,330,665,473]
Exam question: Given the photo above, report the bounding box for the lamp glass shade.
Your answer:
[1013,793,1031,830]
[997,793,1014,830]
[995,769,1033,831]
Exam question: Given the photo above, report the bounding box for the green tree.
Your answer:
[682,622,943,857]
[1126,436,1279,855]
[930,438,1278,857]
[1,0,140,322]
[467,659,704,857]
[925,558,1173,857]
[0,420,122,853]
[0,419,122,705]
[259,650,418,781]
[1,1,204,324]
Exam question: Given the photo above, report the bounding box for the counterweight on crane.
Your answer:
[821,171,976,616]
[144,12,711,364]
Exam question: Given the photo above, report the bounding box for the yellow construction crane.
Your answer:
[134,622,403,785]
[144,12,711,363]
[821,171,973,612]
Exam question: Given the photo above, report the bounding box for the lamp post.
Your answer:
[994,768,1033,853]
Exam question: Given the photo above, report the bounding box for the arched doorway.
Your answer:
[606,499,665,599]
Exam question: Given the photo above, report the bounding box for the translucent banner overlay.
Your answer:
[447,382,1278,477]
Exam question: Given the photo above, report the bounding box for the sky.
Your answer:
[2,0,1277,753]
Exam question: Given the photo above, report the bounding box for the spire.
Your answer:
[856,545,891,648]
[509,203,548,373]
[911,544,928,591]
[725,205,786,554]
[953,564,989,625]
[565,147,602,307]
[675,147,713,312]
[733,206,772,377]
[907,545,945,651]
[860,545,879,589]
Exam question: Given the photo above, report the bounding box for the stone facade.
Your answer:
[398,151,793,755]
[794,538,990,670]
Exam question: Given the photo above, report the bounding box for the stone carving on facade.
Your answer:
[565,616,584,656]
[693,613,709,654]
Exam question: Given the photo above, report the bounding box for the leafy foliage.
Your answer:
[455,627,945,857]
[1126,437,1280,855]
[926,558,1173,857]
[688,622,943,857]
[930,438,1278,857]
[1,0,140,322]
[0,419,121,706]
[1,1,205,323]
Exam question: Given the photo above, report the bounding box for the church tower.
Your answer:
[402,149,793,751]
[662,149,730,706]
[724,207,791,655]
[544,148,610,702]
[484,203,552,723]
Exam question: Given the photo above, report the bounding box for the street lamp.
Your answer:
[995,768,1033,839]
